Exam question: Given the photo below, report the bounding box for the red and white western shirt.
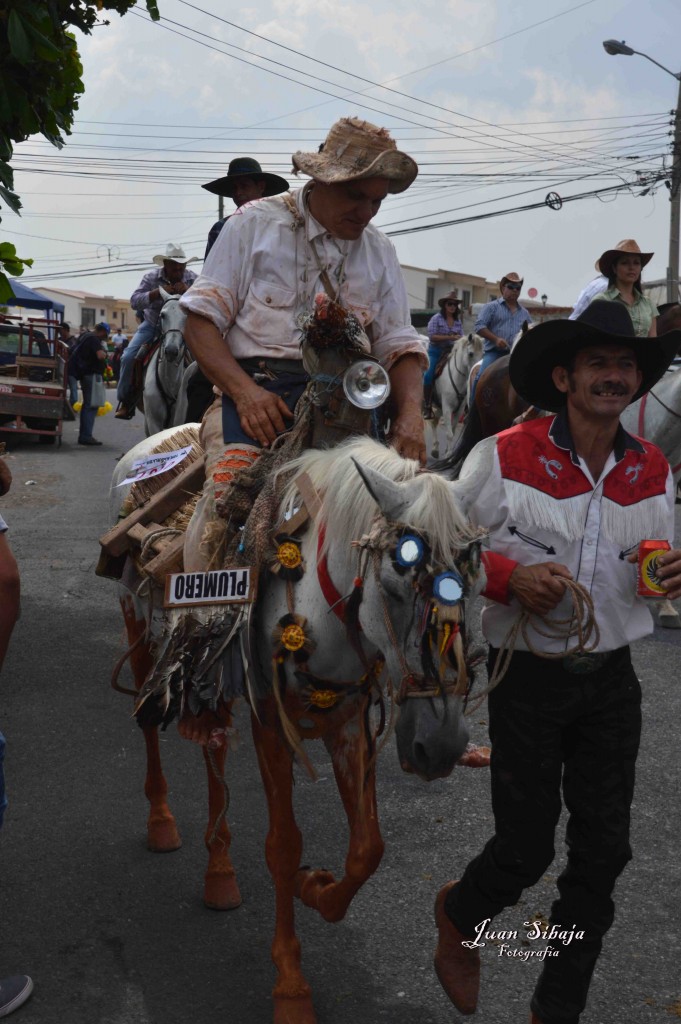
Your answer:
[458,411,674,653]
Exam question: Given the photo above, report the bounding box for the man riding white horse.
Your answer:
[115,243,200,420]
[177,116,427,742]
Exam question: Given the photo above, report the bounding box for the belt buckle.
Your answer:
[561,651,609,675]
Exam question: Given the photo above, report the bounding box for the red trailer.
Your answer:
[0,315,69,445]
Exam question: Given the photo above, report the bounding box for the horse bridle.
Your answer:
[445,338,473,406]
[318,517,476,706]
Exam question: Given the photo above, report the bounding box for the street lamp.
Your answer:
[603,40,681,303]
[541,293,547,307]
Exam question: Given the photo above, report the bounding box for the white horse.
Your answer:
[622,368,681,627]
[108,429,486,1024]
[142,292,193,436]
[426,333,484,459]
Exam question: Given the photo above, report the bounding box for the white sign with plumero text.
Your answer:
[117,445,193,487]
[163,567,254,608]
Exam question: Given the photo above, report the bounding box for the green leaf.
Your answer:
[0,162,14,190]
[8,11,34,64]
[0,185,22,215]
[0,274,16,304]
[145,0,161,21]
[0,243,19,260]
[24,20,62,61]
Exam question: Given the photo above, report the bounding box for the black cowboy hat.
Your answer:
[202,157,289,198]
[509,301,681,412]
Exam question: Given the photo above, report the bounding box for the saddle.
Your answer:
[433,348,453,380]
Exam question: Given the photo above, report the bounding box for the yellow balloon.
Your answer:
[97,401,113,417]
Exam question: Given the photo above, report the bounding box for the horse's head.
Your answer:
[351,458,485,781]
[467,332,484,364]
[158,293,188,366]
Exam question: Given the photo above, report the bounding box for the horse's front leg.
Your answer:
[201,702,242,910]
[295,699,384,924]
[120,594,181,852]
[252,701,316,1024]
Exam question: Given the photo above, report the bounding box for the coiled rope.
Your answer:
[466,578,600,715]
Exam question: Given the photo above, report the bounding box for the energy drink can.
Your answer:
[637,539,671,598]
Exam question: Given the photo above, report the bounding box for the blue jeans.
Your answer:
[79,374,98,441]
[469,347,506,405]
[117,320,156,404]
[0,730,7,829]
[424,343,452,388]
[68,375,78,405]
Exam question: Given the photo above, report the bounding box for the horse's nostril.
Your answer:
[413,741,429,770]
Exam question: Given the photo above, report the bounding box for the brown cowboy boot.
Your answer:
[433,881,480,1015]
[529,1014,544,1024]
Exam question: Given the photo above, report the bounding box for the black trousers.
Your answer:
[446,646,641,1024]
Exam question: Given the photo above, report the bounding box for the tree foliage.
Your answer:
[0,0,160,301]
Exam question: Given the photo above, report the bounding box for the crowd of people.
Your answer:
[2,116,680,1023]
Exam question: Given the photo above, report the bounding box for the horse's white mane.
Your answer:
[279,437,478,565]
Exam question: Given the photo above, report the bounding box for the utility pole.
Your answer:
[668,76,681,303]
[218,195,224,222]
[602,41,681,303]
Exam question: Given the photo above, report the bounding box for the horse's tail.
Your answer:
[428,400,483,480]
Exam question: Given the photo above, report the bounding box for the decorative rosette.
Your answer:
[270,533,305,582]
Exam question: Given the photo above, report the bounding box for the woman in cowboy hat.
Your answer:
[590,239,658,338]
[423,292,463,417]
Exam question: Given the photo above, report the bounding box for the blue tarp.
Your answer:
[7,279,65,314]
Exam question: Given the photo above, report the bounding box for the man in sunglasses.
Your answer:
[471,272,532,401]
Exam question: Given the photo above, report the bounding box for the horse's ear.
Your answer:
[159,286,173,302]
[351,458,421,523]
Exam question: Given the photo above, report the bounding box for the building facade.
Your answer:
[30,288,132,332]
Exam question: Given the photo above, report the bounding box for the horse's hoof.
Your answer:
[294,868,335,907]
[147,819,182,852]
[204,872,242,911]
[273,993,317,1024]
[659,613,681,629]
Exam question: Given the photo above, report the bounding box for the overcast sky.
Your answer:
[4,0,680,308]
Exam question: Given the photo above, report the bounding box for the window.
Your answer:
[82,307,95,328]
[426,286,434,309]
[462,290,471,308]
[112,311,117,320]
[100,308,105,316]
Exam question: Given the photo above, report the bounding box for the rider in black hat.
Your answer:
[202,157,289,258]
[184,160,291,424]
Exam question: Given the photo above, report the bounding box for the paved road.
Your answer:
[1,409,680,1024]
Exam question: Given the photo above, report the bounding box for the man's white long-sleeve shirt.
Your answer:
[179,185,426,370]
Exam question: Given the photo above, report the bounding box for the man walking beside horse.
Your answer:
[434,301,681,1024]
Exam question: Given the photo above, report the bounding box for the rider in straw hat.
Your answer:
[179,117,425,544]
[116,243,200,419]
[434,301,681,1024]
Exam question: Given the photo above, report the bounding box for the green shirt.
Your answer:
[591,287,658,338]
